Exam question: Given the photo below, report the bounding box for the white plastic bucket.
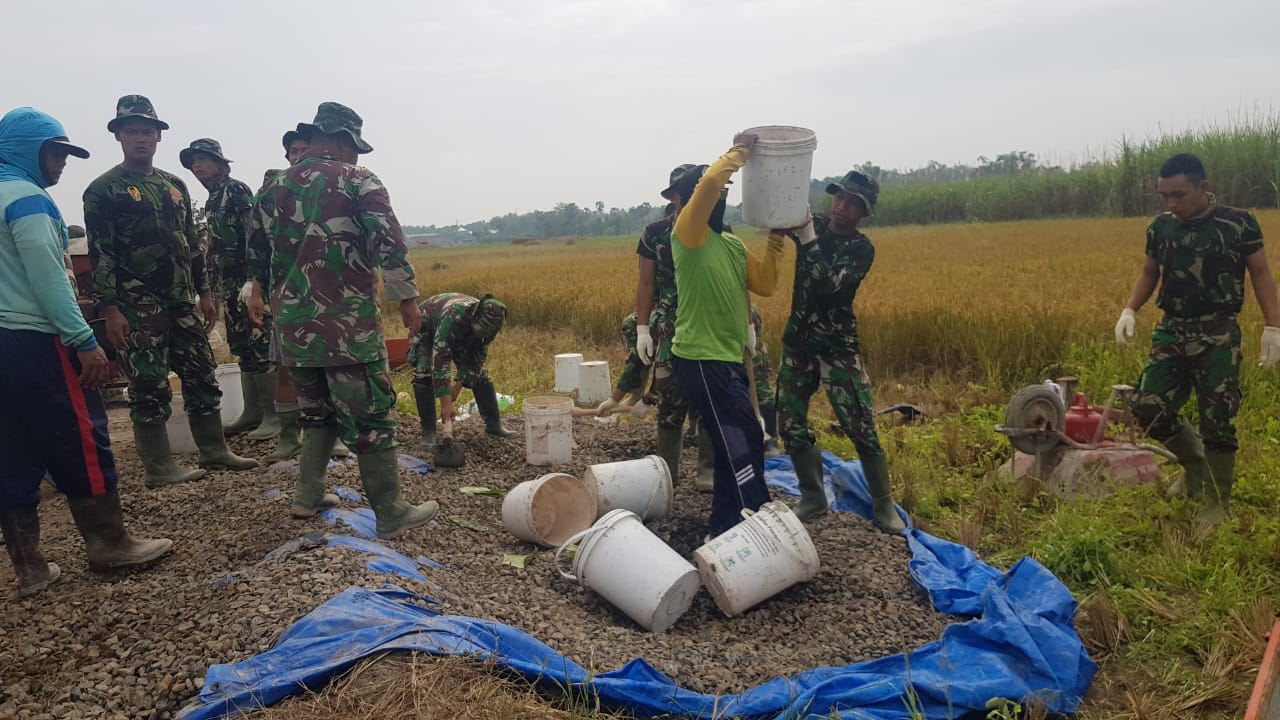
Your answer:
[693,501,821,617]
[502,473,596,547]
[523,395,574,466]
[215,364,244,424]
[165,400,198,454]
[556,509,701,633]
[740,125,818,229]
[554,353,583,393]
[576,360,611,405]
[581,455,672,521]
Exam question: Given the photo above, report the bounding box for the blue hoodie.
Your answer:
[0,107,96,349]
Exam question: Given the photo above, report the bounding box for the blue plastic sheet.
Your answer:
[180,452,1095,719]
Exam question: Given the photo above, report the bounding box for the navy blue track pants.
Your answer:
[673,356,770,535]
[0,327,118,511]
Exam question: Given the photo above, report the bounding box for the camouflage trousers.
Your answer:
[616,312,651,396]
[292,359,399,455]
[119,303,221,426]
[650,306,691,431]
[777,342,882,456]
[224,289,271,374]
[1131,314,1242,452]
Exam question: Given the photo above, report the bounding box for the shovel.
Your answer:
[433,421,466,468]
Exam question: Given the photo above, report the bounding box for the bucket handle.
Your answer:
[554,527,595,582]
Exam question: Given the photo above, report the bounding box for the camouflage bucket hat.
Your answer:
[661,163,697,200]
[296,102,373,154]
[107,94,169,133]
[471,294,507,337]
[826,170,880,215]
[179,138,232,169]
[281,129,305,152]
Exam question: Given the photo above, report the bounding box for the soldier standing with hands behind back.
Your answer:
[1115,153,1280,526]
[83,95,257,488]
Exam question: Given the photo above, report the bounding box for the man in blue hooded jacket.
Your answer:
[0,107,172,598]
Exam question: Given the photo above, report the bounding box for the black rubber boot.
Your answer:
[657,426,684,485]
[760,403,781,458]
[0,507,60,598]
[66,492,173,571]
[473,379,514,438]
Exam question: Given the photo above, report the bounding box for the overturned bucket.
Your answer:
[524,395,573,466]
[554,353,583,394]
[694,501,820,617]
[502,473,596,548]
[582,455,671,521]
[576,360,611,406]
[556,509,701,633]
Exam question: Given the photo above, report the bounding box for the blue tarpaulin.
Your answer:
[179,452,1095,719]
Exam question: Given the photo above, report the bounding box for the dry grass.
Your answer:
[243,652,630,720]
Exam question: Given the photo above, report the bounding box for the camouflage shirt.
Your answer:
[83,165,209,309]
[413,292,492,397]
[635,216,677,313]
[1146,205,1265,318]
[782,216,874,351]
[203,175,255,295]
[255,152,419,367]
[246,170,284,291]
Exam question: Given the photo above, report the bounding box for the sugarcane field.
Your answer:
[5,4,1280,720]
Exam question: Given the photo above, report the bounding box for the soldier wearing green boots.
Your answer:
[1116,153,1280,526]
[83,95,257,487]
[774,170,905,533]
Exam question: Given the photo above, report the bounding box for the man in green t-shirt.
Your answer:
[1115,153,1280,526]
[670,131,785,538]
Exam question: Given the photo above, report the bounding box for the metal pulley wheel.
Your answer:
[1002,384,1067,455]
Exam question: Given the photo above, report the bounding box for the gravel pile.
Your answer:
[0,406,954,718]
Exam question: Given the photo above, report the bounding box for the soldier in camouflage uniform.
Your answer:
[254,102,437,537]
[408,293,513,450]
[83,95,257,488]
[180,138,281,442]
[1115,153,1280,526]
[775,170,905,532]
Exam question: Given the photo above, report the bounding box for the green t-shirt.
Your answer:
[671,228,749,362]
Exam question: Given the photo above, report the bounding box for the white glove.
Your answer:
[1114,308,1136,346]
[596,397,621,414]
[1261,326,1280,369]
[794,218,816,246]
[635,324,654,365]
[238,280,255,307]
[746,322,757,356]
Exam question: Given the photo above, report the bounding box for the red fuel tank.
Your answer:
[1064,392,1103,443]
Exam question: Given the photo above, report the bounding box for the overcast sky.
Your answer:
[6,0,1279,228]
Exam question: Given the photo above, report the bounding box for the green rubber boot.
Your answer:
[761,403,782,459]
[246,370,283,441]
[861,452,907,533]
[290,423,341,518]
[189,413,260,470]
[474,379,514,438]
[694,427,715,493]
[657,426,684,485]
[1,508,61,598]
[132,424,207,488]
[266,405,303,462]
[358,448,439,539]
[1162,420,1209,500]
[412,382,437,452]
[66,492,173,570]
[222,373,262,435]
[332,438,351,458]
[790,444,829,522]
[1195,450,1236,527]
